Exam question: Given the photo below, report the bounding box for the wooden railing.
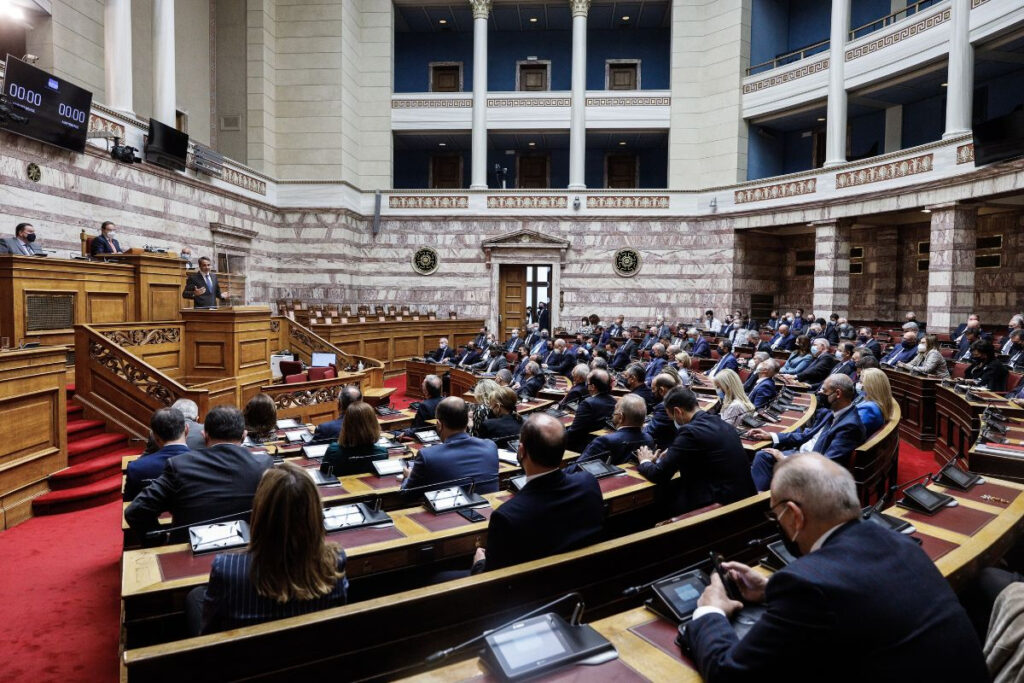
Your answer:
[274,316,385,388]
[261,373,366,424]
[75,323,209,438]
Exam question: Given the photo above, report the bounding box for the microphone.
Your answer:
[862,470,935,518]
[621,556,713,597]
[143,508,253,544]
[746,533,781,548]
[466,475,502,496]
[424,592,585,665]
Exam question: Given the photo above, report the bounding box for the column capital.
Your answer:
[569,0,590,18]
[469,0,491,20]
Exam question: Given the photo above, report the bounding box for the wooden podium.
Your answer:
[181,307,273,407]
[104,250,186,322]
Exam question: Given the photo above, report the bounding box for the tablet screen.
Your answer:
[491,619,567,671]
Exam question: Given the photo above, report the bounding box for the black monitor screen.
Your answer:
[1,55,93,153]
[144,117,189,171]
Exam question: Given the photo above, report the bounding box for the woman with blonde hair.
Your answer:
[469,378,501,437]
[320,401,387,475]
[858,367,895,435]
[187,462,348,634]
[671,349,692,386]
[713,369,755,427]
[478,386,524,442]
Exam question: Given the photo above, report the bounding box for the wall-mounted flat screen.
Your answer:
[144,117,189,171]
[1,55,92,153]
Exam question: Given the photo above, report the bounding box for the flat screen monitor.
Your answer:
[1,55,93,153]
[144,117,189,171]
[311,352,336,367]
[974,108,1024,167]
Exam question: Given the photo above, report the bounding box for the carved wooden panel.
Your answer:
[87,293,130,323]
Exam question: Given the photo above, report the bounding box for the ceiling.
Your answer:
[394,1,670,33]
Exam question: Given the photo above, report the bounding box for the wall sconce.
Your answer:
[709,197,718,213]
[573,196,581,211]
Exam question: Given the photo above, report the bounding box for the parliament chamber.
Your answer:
[2,0,1024,681]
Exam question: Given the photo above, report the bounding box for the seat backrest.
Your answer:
[307,366,329,381]
[284,373,307,384]
[323,368,336,380]
[1009,371,1023,393]
[279,360,303,377]
[952,362,969,379]
[850,403,902,507]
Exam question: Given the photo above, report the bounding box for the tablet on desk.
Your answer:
[302,443,330,459]
[372,459,405,476]
[649,569,708,623]
[276,418,301,429]
[189,520,250,554]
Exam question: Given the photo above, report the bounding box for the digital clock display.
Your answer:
[2,54,93,153]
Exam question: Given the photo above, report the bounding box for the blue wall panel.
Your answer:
[782,130,814,175]
[751,0,790,66]
[747,125,785,180]
[488,31,573,90]
[392,149,471,189]
[902,94,945,148]
[849,109,885,158]
[585,29,670,89]
[980,68,1024,121]
[394,33,474,93]
[582,146,668,187]
[787,0,830,52]
[851,0,893,33]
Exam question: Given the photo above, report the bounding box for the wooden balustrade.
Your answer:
[275,316,385,388]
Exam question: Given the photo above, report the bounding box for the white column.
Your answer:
[568,0,590,190]
[103,0,134,112]
[469,0,491,190]
[152,0,176,126]
[943,0,973,139]
[884,105,902,153]
[824,0,851,167]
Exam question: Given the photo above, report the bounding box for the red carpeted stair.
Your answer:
[31,387,137,517]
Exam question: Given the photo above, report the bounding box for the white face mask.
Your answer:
[855,382,863,393]
[747,359,757,369]
[834,350,843,360]
[918,343,927,353]
[673,419,686,429]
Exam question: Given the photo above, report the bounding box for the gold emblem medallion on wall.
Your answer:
[412,246,440,275]
[613,248,642,277]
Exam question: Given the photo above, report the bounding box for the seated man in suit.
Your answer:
[472,327,488,349]
[744,330,771,354]
[822,313,840,345]
[624,363,656,412]
[578,394,653,465]
[124,405,274,539]
[472,413,603,572]
[1,222,43,256]
[543,338,575,377]
[516,361,545,399]
[782,337,837,386]
[504,328,522,353]
[746,374,865,491]
[312,384,362,441]
[143,397,207,453]
[472,344,508,374]
[455,341,482,368]
[644,373,681,449]
[529,330,551,357]
[855,327,882,358]
[702,309,723,335]
[402,397,499,494]
[565,368,617,453]
[125,408,193,500]
[967,339,1008,392]
[955,327,981,362]
[560,363,590,408]
[603,315,626,343]
[90,221,124,255]
[655,316,672,341]
[635,386,756,516]
[768,324,795,352]
[409,375,444,432]
[1004,329,1024,368]
[182,256,227,308]
[747,358,779,410]
[494,368,513,387]
[953,313,980,344]
[610,335,637,370]
[687,329,711,358]
[852,350,879,387]
[644,343,669,384]
[880,330,919,367]
[837,317,856,340]
[829,342,857,380]
[707,339,739,378]
[683,452,987,683]
[425,337,455,363]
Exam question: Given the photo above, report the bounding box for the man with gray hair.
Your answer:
[644,372,680,449]
[746,374,865,491]
[170,398,206,451]
[645,343,668,384]
[517,361,544,399]
[781,337,837,386]
[494,368,513,387]
[682,453,987,682]
[746,357,779,410]
[577,393,653,465]
[560,363,590,408]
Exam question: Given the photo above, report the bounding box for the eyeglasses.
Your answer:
[765,499,799,523]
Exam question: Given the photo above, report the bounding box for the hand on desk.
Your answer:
[745,428,772,441]
[473,547,486,564]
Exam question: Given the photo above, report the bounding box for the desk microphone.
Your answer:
[746,533,781,548]
[424,592,585,665]
[143,508,253,544]
[862,471,935,519]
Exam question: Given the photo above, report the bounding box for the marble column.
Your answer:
[469,0,491,190]
[926,203,976,333]
[812,219,852,317]
[103,0,134,113]
[153,0,176,126]
[567,0,590,190]
[943,0,974,139]
[824,0,851,167]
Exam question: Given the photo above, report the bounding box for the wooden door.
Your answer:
[606,154,637,188]
[518,155,549,189]
[608,63,638,90]
[431,154,462,189]
[519,64,548,91]
[431,65,461,92]
[498,265,527,338]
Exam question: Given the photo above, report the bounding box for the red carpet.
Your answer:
[0,368,937,682]
[384,373,412,409]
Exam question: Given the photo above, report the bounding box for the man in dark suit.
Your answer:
[956,327,981,361]
[139,397,206,454]
[747,358,779,409]
[829,342,857,380]
[0,222,43,256]
[472,345,508,374]
[784,338,837,385]
[472,327,488,349]
[125,408,193,500]
[644,343,668,384]
[823,313,840,345]
[516,361,545,399]
[744,330,771,354]
[425,337,455,363]
[766,310,780,331]
[611,335,637,370]
[182,256,226,308]
[768,324,795,352]
[684,452,987,683]
[578,394,653,464]
[402,397,499,494]
[953,314,980,343]
[605,315,625,341]
[560,364,590,408]
[687,329,711,358]
[880,330,919,367]
[967,339,1008,391]
[747,374,866,490]
[124,405,274,540]
[623,363,656,412]
[856,327,882,358]
[409,375,444,431]
[90,221,124,255]
[643,373,680,449]
[655,316,671,341]
[543,339,575,377]
[636,386,755,516]
[707,339,739,378]
[565,369,617,453]
[504,328,522,353]
[521,324,540,352]
[455,341,482,368]
[312,385,362,441]
[536,301,550,334]
[472,413,603,572]
[529,331,550,357]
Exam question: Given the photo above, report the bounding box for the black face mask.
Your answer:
[858,335,868,342]
[901,340,915,349]
[773,518,802,558]
[25,233,36,243]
